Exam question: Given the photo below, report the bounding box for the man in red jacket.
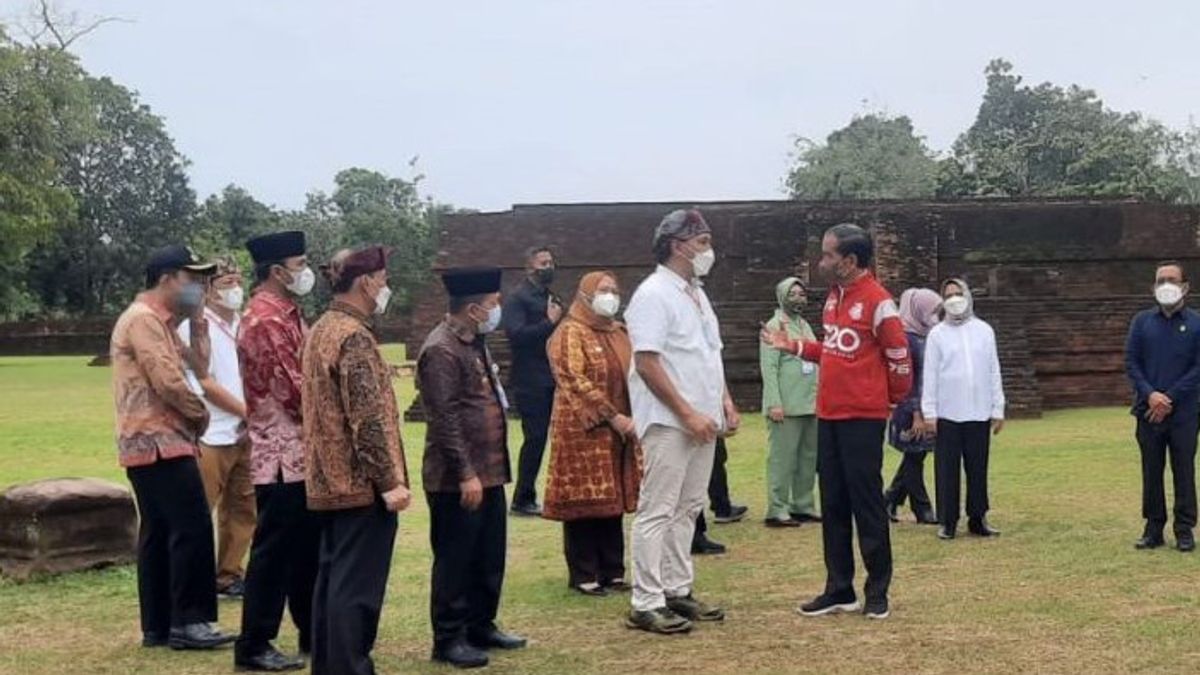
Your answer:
[763,223,912,621]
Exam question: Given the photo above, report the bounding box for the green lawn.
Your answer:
[2,353,1199,673]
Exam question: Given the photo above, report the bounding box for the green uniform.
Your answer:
[760,277,820,520]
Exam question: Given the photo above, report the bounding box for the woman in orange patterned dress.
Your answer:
[543,271,643,597]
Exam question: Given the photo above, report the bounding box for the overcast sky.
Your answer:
[6,0,1198,211]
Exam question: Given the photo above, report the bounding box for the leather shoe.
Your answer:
[235,645,304,672]
[468,627,527,650]
[510,502,542,517]
[937,525,956,541]
[968,518,1001,537]
[790,512,822,524]
[765,517,801,528]
[433,640,489,669]
[1177,532,1196,552]
[1135,534,1165,550]
[691,534,727,555]
[915,509,939,525]
[169,623,236,650]
[713,504,749,524]
[218,577,246,599]
[142,631,169,648]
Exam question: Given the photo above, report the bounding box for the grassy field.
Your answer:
[2,352,1200,674]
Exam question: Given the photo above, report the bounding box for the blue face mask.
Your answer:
[478,304,502,334]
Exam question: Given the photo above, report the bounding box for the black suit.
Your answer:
[501,278,560,508]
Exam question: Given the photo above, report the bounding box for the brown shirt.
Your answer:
[302,301,408,511]
[417,316,511,493]
[111,294,209,468]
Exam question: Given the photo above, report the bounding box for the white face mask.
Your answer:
[477,304,502,334]
[286,266,315,297]
[374,285,393,315]
[217,287,244,311]
[943,295,970,317]
[591,292,621,318]
[691,247,716,277]
[1156,282,1184,307]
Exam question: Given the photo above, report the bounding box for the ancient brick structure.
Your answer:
[405,198,1200,420]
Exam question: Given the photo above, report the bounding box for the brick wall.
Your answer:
[405,198,1200,420]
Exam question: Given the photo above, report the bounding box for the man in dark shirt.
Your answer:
[1126,260,1200,553]
[502,246,563,516]
[418,267,526,669]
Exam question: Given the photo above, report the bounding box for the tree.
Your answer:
[786,113,938,200]
[941,59,1196,201]
[0,29,91,317]
[26,75,195,314]
[191,184,280,261]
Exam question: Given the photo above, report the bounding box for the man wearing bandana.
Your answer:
[625,208,740,635]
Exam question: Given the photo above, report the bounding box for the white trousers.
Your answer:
[630,424,716,612]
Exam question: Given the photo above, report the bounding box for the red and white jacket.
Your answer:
[797,272,913,420]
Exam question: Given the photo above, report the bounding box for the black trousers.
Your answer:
[237,480,320,655]
[886,452,933,513]
[310,500,398,675]
[514,385,555,507]
[126,457,218,634]
[563,517,625,587]
[934,420,992,528]
[708,437,732,516]
[818,420,892,602]
[427,486,507,646]
[1137,415,1199,535]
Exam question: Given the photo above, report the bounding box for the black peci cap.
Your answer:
[246,230,306,264]
[440,267,502,297]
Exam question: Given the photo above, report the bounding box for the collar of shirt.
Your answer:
[524,277,548,296]
[330,300,373,328]
[252,287,300,317]
[137,291,176,325]
[836,270,873,292]
[655,264,703,291]
[445,314,479,344]
[204,305,239,337]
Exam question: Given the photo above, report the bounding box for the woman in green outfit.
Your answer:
[759,277,821,528]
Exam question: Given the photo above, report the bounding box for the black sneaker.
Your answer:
[938,525,956,541]
[713,505,749,524]
[797,593,860,617]
[864,597,890,620]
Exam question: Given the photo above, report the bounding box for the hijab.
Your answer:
[899,288,942,336]
[563,271,633,377]
[941,277,975,326]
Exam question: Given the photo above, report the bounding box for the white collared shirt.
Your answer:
[178,307,245,446]
[625,265,727,439]
[921,317,1006,422]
